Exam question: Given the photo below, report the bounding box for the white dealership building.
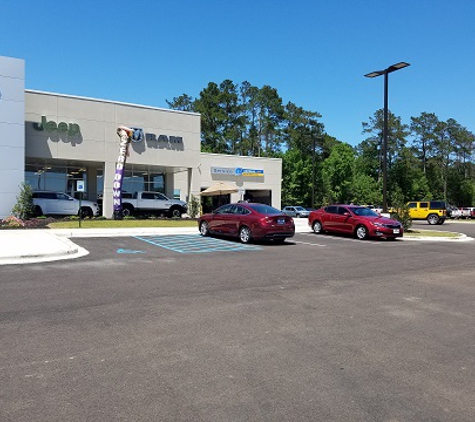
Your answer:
[0,55,283,219]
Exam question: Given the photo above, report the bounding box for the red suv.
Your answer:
[308,205,403,240]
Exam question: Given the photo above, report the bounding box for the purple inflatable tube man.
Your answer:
[113,126,134,219]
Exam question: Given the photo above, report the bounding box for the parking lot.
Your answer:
[1,221,475,422]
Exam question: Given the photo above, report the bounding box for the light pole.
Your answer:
[312,137,316,208]
[365,61,410,213]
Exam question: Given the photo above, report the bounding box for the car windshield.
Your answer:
[248,204,282,214]
[351,207,379,217]
[294,206,306,211]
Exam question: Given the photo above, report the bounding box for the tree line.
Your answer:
[167,80,475,208]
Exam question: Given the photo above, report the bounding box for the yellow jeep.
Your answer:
[406,201,447,225]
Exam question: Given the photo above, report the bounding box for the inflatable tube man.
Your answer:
[113,126,134,219]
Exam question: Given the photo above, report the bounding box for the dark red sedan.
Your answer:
[198,203,295,243]
[308,205,403,240]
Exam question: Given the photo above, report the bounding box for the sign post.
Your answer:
[77,180,85,228]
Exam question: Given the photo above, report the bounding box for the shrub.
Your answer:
[188,194,201,218]
[22,217,56,228]
[389,187,412,231]
[11,182,35,220]
[0,216,56,229]
[1,216,25,228]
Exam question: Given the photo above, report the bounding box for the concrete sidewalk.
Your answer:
[0,229,89,265]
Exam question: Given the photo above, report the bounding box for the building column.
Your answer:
[102,161,116,218]
[0,56,25,219]
[86,166,98,202]
[164,170,175,199]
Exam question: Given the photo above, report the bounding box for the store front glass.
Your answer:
[25,159,167,203]
[25,160,92,199]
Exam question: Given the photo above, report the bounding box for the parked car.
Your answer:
[282,206,310,218]
[308,204,403,240]
[366,204,383,213]
[198,203,295,244]
[458,207,474,219]
[447,205,461,219]
[32,191,100,218]
[121,191,188,218]
[406,200,447,225]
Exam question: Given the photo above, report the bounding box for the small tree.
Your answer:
[187,194,201,218]
[389,186,412,231]
[12,182,35,220]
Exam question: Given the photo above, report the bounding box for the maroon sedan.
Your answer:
[198,203,295,244]
[308,205,403,240]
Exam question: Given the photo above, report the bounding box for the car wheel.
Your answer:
[122,205,134,218]
[312,220,323,234]
[427,214,440,225]
[355,225,368,240]
[79,207,93,219]
[239,226,252,244]
[169,206,182,218]
[34,205,43,217]
[199,221,209,236]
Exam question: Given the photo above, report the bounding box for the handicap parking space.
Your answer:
[134,234,262,254]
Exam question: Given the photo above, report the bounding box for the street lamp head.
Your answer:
[364,70,384,78]
[365,62,411,78]
[387,61,410,73]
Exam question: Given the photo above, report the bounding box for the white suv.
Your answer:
[32,191,100,218]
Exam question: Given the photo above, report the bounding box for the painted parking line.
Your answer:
[298,232,380,244]
[292,240,326,247]
[134,234,262,254]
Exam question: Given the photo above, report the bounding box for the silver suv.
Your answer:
[32,191,100,218]
[282,206,310,218]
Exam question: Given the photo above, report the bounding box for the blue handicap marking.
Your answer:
[117,248,147,254]
[134,234,261,254]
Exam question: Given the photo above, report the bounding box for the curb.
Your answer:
[403,233,472,242]
[50,227,198,238]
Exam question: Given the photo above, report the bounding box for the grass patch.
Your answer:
[48,219,198,229]
[405,229,461,238]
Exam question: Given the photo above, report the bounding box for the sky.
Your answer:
[1,0,474,146]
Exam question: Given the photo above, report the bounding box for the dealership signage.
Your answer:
[211,166,264,177]
[145,133,183,144]
[33,117,182,149]
[33,115,80,136]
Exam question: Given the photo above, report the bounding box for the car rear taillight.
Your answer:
[259,217,273,225]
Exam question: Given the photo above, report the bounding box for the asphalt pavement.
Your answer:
[0,219,470,265]
[2,219,475,421]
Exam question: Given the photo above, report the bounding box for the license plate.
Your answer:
[277,218,285,224]
[393,229,400,234]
